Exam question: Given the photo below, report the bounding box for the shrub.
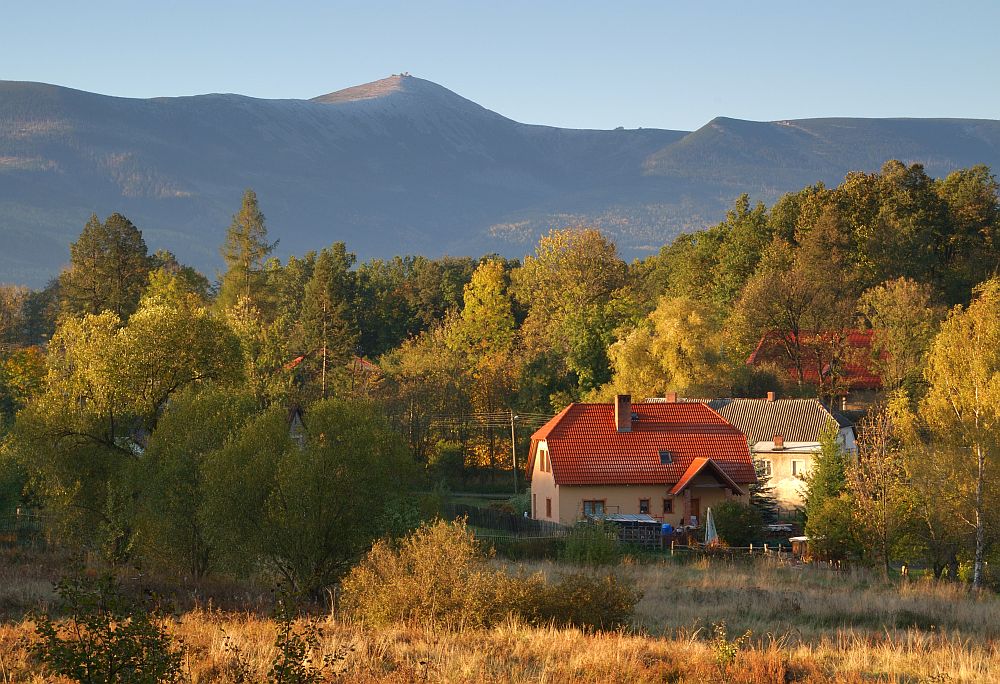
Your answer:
[532,572,640,631]
[341,520,640,632]
[426,440,464,483]
[712,500,764,548]
[560,522,621,566]
[341,519,507,629]
[31,572,184,683]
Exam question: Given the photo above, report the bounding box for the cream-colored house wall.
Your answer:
[547,478,747,527]
[753,427,854,511]
[529,440,559,522]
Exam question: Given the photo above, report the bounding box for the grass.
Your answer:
[1,549,997,682]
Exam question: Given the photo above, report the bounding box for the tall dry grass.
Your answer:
[1,551,997,682]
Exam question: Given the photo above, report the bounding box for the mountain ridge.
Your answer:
[1,75,999,286]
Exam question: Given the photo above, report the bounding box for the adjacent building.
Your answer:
[705,394,855,513]
[527,395,756,526]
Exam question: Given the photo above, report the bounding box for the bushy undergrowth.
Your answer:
[30,572,184,683]
[341,520,639,631]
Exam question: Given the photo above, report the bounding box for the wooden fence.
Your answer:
[0,511,45,548]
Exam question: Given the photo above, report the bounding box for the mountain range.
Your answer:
[2,74,1000,286]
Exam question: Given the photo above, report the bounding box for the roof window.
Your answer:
[659,449,673,464]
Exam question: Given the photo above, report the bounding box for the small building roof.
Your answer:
[705,397,851,444]
[528,401,756,487]
[670,457,747,496]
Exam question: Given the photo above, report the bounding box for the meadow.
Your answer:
[0,549,997,683]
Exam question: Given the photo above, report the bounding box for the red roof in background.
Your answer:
[747,329,882,391]
[528,402,756,487]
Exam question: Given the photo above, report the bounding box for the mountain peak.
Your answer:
[312,73,439,104]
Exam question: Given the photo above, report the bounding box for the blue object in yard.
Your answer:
[661,522,674,536]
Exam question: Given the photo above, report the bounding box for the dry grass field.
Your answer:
[1,550,997,683]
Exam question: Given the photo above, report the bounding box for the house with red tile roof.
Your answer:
[527,395,756,526]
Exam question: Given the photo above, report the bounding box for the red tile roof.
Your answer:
[528,402,756,487]
[747,329,882,391]
[670,457,747,496]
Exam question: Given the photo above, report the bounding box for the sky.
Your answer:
[3,1,998,131]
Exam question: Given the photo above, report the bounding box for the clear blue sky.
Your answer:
[4,1,998,131]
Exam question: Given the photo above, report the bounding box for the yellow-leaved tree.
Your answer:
[921,278,1000,588]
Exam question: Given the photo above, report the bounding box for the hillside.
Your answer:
[1,74,999,285]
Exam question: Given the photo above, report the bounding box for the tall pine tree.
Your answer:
[218,189,276,309]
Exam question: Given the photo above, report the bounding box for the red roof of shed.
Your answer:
[528,402,755,487]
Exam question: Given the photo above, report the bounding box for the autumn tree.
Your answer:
[600,295,730,400]
[218,189,276,309]
[857,277,943,394]
[512,228,629,400]
[59,213,152,319]
[847,401,912,577]
[921,278,1000,588]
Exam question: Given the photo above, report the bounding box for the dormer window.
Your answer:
[659,449,673,464]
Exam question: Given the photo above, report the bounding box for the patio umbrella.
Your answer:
[704,507,718,545]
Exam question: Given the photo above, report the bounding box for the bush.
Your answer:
[341,520,639,632]
[341,519,507,629]
[712,500,764,548]
[426,440,464,483]
[31,572,184,683]
[560,522,621,566]
[532,572,640,631]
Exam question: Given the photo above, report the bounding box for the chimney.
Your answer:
[766,391,776,402]
[664,391,678,403]
[615,394,632,432]
[773,434,785,450]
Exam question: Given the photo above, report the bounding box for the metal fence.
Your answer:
[0,511,46,548]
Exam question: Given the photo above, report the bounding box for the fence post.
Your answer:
[749,543,753,555]
[670,540,675,557]
[764,543,769,555]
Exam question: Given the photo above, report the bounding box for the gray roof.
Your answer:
[703,398,851,443]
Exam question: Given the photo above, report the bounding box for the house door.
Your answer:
[690,497,701,525]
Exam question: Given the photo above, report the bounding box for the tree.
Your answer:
[804,424,855,559]
[601,295,730,400]
[857,277,943,394]
[921,278,1000,588]
[134,386,256,578]
[749,460,779,524]
[298,245,358,398]
[0,284,29,346]
[6,299,241,551]
[201,399,414,596]
[59,213,152,319]
[847,401,911,577]
[218,189,276,309]
[712,500,764,547]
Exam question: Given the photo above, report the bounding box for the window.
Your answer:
[639,499,650,514]
[538,448,550,472]
[663,498,673,514]
[659,449,673,464]
[582,500,605,516]
[792,460,806,477]
[759,459,773,477]
[545,497,552,518]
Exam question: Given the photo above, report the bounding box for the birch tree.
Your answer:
[921,278,1000,588]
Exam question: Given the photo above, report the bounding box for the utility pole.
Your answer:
[510,410,520,495]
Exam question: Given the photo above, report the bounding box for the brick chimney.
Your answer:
[767,391,776,402]
[664,391,678,403]
[773,434,785,450]
[615,394,632,432]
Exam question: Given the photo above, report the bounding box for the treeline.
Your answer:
[0,161,999,588]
